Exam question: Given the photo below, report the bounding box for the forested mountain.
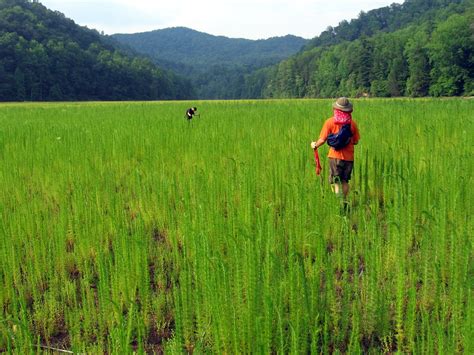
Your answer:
[304,0,468,50]
[112,27,308,70]
[112,27,308,99]
[0,0,193,101]
[0,0,471,101]
[244,0,473,98]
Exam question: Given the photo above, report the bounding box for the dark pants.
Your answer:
[329,158,354,183]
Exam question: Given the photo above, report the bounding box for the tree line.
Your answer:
[243,1,472,98]
[112,27,308,99]
[0,0,193,101]
[0,0,471,101]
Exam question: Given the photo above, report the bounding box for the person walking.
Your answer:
[311,97,360,199]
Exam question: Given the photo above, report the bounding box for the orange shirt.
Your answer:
[319,117,360,161]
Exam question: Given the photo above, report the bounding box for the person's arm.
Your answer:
[311,138,326,150]
[311,119,330,150]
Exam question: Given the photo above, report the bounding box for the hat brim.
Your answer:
[333,102,353,112]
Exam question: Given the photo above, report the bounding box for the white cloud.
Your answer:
[39,0,403,39]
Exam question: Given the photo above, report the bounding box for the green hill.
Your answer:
[0,0,193,101]
[244,0,473,98]
[1,0,470,101]
[112,27,308,71]
[112,27,308,99]
[304,0,468,50]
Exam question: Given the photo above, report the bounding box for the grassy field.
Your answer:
[0,99,472,353]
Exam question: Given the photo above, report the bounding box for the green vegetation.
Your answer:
[112,27,308,99]
[247,0,473,98]
[0,99,472,353]
[0,0,193,101]
[111,0,473,100]
[112,27,308,71]
[303,0,467,50]
[1,0,471,101]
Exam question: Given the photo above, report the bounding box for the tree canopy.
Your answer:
[0,0,193,101]
[244,0,473,98]
[0,0,471,101]
[112,27,308,99]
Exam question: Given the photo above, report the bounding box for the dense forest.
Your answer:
[244,0,473,98]
[112,28,308,99]
[0,0,193,101]
[0,0,472,101]
[112,27,308,70]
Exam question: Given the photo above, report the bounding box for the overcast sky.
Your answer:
[39,0,404,40]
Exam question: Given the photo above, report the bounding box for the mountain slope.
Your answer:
[112,27,308,70]
[0,0,193,101]
[112,27,308,99]
[244,0,472,98]
[304,0,468,50]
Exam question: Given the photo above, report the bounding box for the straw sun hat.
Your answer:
[332,97,353,112]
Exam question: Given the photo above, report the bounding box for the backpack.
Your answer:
[327,123,352,150]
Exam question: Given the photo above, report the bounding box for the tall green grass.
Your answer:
[0,99,472,353]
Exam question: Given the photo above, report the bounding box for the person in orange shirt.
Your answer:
[311,97,360,198]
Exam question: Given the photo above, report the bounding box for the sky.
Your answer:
[39,0,404,40]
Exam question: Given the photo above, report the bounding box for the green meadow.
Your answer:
[0,99,472,353]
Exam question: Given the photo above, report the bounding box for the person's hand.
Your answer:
[311,141,317,150]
